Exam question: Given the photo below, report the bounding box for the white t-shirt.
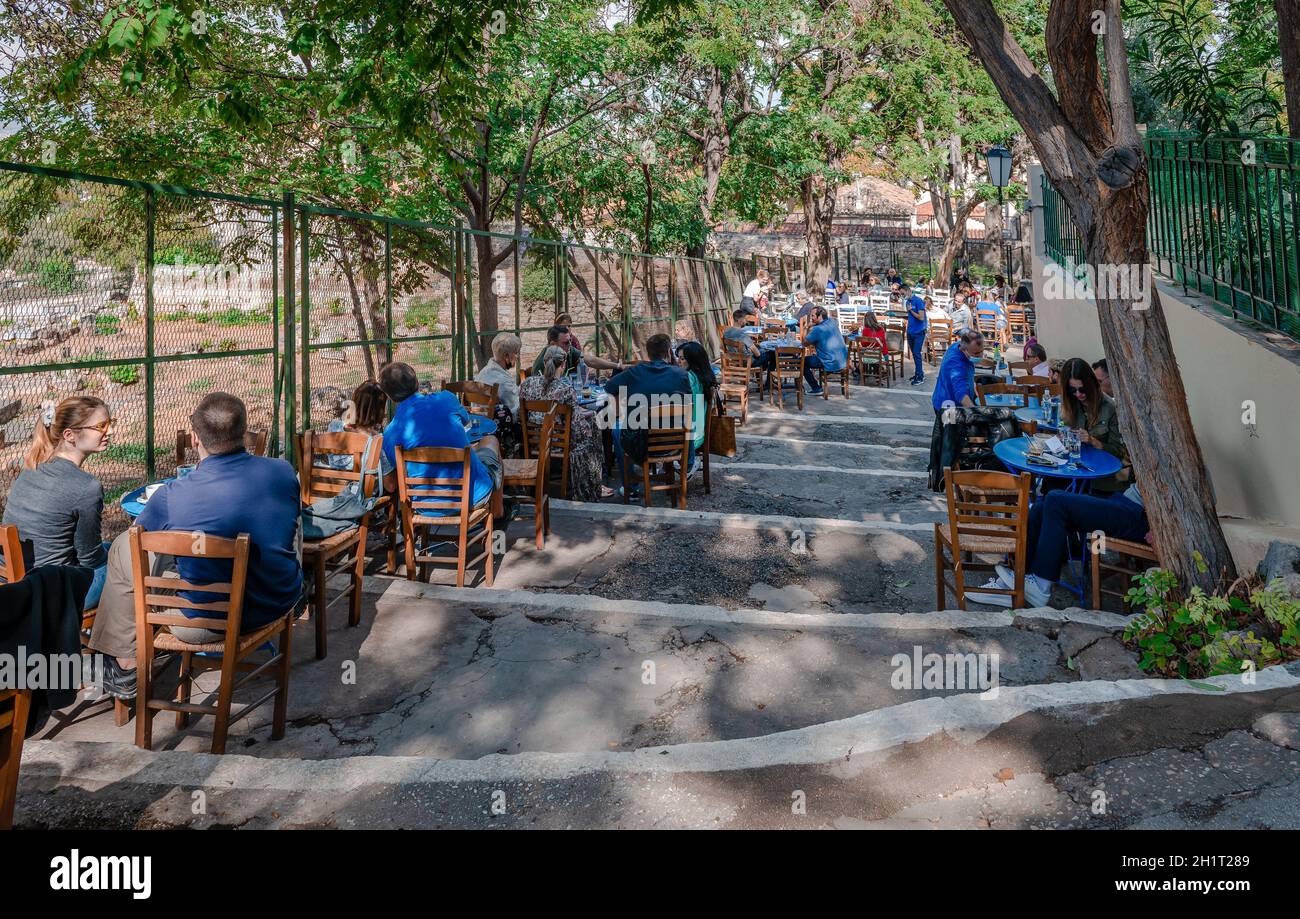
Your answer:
[743,279,763,299]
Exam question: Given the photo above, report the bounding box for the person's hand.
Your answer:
[1143,531,1154,546]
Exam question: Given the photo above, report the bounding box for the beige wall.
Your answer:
[1028,165,1300,533]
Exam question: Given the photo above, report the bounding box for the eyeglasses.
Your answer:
[72,418,114,434]
[1069,387,1087,396]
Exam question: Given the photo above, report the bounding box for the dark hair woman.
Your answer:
[323,381,390,473]
[4,396,112,609]
[675,340,716,476]
[1059,357,1127,490]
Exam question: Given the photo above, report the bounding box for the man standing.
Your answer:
[903,283,928,386]
[741,269,770,316]
[800,305,849,396]
[88,393,303,699]
[530,324,624,377]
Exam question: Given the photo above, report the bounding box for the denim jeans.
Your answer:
[907,332,927,380]
[82,540,112,611]
[803,354,826,389]
[1028,491,1147,583]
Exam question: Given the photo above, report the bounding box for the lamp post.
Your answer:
[986,144,1012,300]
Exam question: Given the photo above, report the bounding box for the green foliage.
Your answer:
[95,314,121,335]
[518,264,556,303]
[35,256,77,293]
[217,337,239,352]
[1122,567,1300,678]
[156,239,222,265]
[404,297,443,329]
[108,364,140,385]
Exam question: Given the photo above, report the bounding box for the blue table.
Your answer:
[758,337,802,352]
[466,416,497,442]
[1014,406,1060,431]
[120,479,177,519]
[983,392,1040,408]
[993,436,1121,493]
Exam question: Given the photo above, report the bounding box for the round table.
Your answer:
[993,436,1122,492]
[120,479,176,519]
[983,392,1039,408]
[1014,406,1060,431]
[758,337,802,352]
[466,416,497,442]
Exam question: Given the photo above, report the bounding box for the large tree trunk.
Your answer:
[1278,0,1300,139]
[937,194,982,287]
[941,0,1237,593]
[801,173,836,291]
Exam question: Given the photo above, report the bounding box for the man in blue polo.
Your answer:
[378,362,503,514]
[932,327,984,415]
[903,283,928,386]
[800,305,848,396]
[605,333,691,494]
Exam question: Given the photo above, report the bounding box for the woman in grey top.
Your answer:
[2,395,113,609]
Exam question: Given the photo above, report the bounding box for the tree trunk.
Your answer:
[1278,0,1300,139]
[801,173,836,291]
[354,225,390,365]
[332,220,377,382]
[937,195,982,287]
[472,231,498,370]
[941,0,1237,592]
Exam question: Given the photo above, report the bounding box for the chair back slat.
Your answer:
[1,686,32,829]
[0,524,25,585]
[176,427,268,466]
[299,428,383,504]
[443,380,499,417]
[129,527,251,639]
[396,445,474,520]
[940,469,1031,557]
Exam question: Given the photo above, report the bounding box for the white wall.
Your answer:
[1028,164,1300,533]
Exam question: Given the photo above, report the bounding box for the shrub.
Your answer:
[36,257,77,293]
[1122,557,1300,679]
[156,241,222,265]
[404,297,442,329]
[519,264,556,303]
[108,364,140,385]
[214,306,272,326]
[218,337,239,352]
[95,314,121,335]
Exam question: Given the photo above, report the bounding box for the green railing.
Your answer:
[0,160,744,529]
[1040,132,1300,342]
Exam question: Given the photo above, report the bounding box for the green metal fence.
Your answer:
[1041,132,1300,342]
[0,160,745,529]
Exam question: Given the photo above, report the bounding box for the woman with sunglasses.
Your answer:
[1059,357,1128,492]
[3,396,114,609]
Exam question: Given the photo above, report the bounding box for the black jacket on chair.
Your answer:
[927,406,1018,492]
[0,565,92,736]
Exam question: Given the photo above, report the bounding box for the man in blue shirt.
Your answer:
[800,306,848,395]
[605,333,691,496]
[88,392,303,700]
[975,293,1008,347]
[378,362,503,514]
[932,328,984,415]
[903,283,928,386]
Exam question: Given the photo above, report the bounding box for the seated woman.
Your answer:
[675,341,718,479]
[474,331,522,457]
[859,309,888,351]
[324,380,390,472]
[1024,342,1050,378]
[1059,357,1128,492]
[2,396,112,610]
[519,345,613,500]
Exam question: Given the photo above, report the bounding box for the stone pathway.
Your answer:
[18,369,1300,829]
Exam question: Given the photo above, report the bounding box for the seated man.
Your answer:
[800,305,848,396]
[530,324,624,377]
[722,308,761,365]
[88,392,303,700]
[967,484,1150,608]
[932,328,984,415]
[605,333,692,494]
[378,362,503,515]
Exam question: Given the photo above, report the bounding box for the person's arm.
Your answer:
[73,482,108,568]
[585,354,623,372]
[948,358,976,408]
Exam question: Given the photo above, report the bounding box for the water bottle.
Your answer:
[577,358,588,385]
[1068,428,1082,467]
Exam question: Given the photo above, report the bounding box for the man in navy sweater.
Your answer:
[89,393,302,699]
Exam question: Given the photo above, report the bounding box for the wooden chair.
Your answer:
[297,429,384,660]
[502,408,558,550]
[767,346,806,411]
[818,357,851,400]
[395,445,496,588]
[520,399,573,498]
[1008,360,1039,378]
[722,336,764,392]
[0,687,31,829]
[1091,537,1159,612]
[883,330,906,381]
[927,317,953,365]
[934,469,1032,611]
[858,339,888,387]
[442,380,498,418]
[621,403,691,510]
[0,525,129,727]
[1007,304,1030,344]
[718,356,751,423]
[176,427,267,466]
[975,307,999,341]
[128,526,294,754]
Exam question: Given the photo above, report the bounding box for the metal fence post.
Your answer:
[144,187,156,481]
[299,207,311,429]
[282,190,296,463]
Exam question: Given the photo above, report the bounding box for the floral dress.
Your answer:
[518,374,605,502]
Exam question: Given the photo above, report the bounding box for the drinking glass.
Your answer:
[1066,429,1082,469]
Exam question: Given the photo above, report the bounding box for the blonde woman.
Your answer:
[3,396,113,608]
[519,344,611,500]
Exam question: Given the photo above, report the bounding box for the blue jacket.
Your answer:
[932,342,976,411]
[905,295,928,335]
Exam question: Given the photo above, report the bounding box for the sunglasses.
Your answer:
[72,418,115,434]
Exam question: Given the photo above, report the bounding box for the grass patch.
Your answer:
[404,297,442,329]
[185,376,215,393]
[108,364,140,385]
[95,314,121,335]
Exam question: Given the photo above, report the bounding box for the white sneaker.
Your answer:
[995,563,1015,587]
[1023,574,1052,607]
[965,578,1013,608]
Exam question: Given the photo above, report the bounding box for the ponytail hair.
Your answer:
[541,345,568,386]
[24,396,109,470]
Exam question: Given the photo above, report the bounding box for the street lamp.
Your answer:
[986,145,1012,299]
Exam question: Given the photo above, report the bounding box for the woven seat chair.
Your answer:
[934,468,1032,610]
